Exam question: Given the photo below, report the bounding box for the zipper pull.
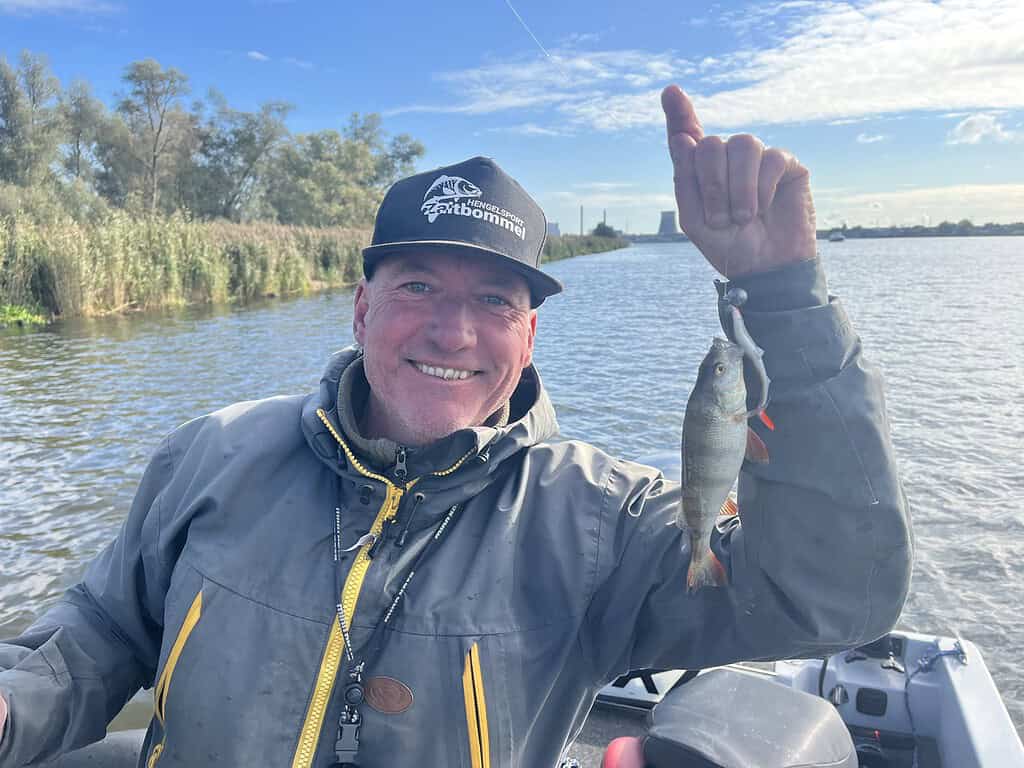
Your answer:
[343,532,377,553]
[394,447,408,481]
[397,492,426,547]
[369,520,398,558]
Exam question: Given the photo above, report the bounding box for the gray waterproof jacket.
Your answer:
[0,261,913,767]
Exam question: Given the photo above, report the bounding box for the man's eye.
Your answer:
[403,282,430,293]
[483,295,509,306]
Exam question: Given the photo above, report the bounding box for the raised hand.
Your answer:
[0,691,6,743]
[661,85,817,277]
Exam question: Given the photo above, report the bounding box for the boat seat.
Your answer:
[644,668,857,768]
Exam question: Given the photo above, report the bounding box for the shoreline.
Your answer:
[0,224,628,328]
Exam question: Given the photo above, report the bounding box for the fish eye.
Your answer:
[714,362,726,376]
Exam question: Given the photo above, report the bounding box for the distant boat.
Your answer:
[829,230,846,242]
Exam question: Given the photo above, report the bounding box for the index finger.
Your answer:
[661,85,705,149]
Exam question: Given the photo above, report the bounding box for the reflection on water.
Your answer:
[2,237,1023,732]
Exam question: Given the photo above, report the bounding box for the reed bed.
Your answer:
[0,212,370,319]
[0,215,627,322]
[542,234,628,263]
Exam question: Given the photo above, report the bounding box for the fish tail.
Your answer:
[687,548,728,592]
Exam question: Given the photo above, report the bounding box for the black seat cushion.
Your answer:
[644,668,857,768]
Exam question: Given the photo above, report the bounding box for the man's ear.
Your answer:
[353,278,370,345]
[523,310,538,368]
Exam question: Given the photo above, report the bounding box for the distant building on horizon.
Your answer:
[546,222,561,237]
[657,210,681,236]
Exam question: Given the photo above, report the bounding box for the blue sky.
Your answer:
[1,0,1022,232]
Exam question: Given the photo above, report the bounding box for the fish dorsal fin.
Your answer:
[720,496,738,517]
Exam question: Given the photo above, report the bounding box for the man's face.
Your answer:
[353,250,537,447]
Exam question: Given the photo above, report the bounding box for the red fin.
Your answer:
[759,410,775,431]
[745,428,770,464]
[720,496,738,517]
[710,552,728,586]
[687,550,729,592]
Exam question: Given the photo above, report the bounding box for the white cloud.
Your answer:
[491,122,567,137]
[247,50,270,62]
[817,183,1024,225]
[0,0,113,12]
[856,132,887,144]
[387,50,693,129]
[284,57,314,70]
[398,0,1024,133]
[571,181,635,191]
[559,31,603,46]
[947,113,1019,144]
[550,188,676,210]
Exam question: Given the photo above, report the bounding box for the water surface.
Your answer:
[2,236,1022,733]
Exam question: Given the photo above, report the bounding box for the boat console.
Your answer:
[640,667,856,767]
[595,630,1024,768]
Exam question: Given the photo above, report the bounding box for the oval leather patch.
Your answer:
[365,676,414,714]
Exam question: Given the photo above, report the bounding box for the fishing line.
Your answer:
[503,0,555,62]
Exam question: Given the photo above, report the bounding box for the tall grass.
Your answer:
[543,234,628,263]
[0,214,628,321]
[0,212,369,318]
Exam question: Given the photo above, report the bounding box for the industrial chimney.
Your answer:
[658,210,681,236]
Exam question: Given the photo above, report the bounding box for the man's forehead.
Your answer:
[377,251,529,291]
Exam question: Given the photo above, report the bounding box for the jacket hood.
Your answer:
[301,346,560,485]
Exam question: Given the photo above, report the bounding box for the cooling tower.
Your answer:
[658,210,681,235]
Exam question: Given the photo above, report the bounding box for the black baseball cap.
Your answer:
[363,156,563,307]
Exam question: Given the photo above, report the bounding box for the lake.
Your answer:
[1,236,1022,739]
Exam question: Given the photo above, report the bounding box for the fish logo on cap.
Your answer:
[421,175,482,222]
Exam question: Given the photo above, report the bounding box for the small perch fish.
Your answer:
[677,337,770,592]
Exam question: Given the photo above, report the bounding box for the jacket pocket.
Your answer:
[147,589,203,767]
[462,642,491,768]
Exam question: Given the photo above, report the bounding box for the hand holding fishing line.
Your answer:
[662,85,817,278]
[0,691,6,744]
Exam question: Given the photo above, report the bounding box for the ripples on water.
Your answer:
[1,237,1022,731]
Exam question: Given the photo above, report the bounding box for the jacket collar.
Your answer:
[301,346,559,484]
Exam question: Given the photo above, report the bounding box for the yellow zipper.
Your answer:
[148,590,203,768]
[462,642,491,768]
[290,410,476,768]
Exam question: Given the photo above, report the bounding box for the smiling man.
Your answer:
[353,251,538,447]
[0,86,912,768]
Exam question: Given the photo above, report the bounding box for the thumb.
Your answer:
[0,692,7,742]
[661,85,704,151]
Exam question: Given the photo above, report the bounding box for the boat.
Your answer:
[580,451,1024,768]
[29,451,1024,767]
[829,230,846,241]
[589,630,1023,767]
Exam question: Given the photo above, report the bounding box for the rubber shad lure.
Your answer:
[676,286,774,592]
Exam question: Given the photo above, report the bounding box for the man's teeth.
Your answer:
[414,362,474,381]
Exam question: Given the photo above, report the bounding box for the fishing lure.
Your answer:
[716,281,775,431]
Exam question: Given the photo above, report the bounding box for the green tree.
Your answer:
[93,111,138,207]
[343,112,423,187]
[0,58,28,184]
[116,59,192,212]
[262,114,424,227]
[60,80,106,183]
[184,92,292,220]
[0,52,63,186]
[592,221,617,238]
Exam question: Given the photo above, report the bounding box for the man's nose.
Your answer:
[428,300,476,351]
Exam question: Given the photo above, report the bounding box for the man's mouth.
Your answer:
[410,360,479,381]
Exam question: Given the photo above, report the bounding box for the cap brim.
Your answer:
[362,240,563,308]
